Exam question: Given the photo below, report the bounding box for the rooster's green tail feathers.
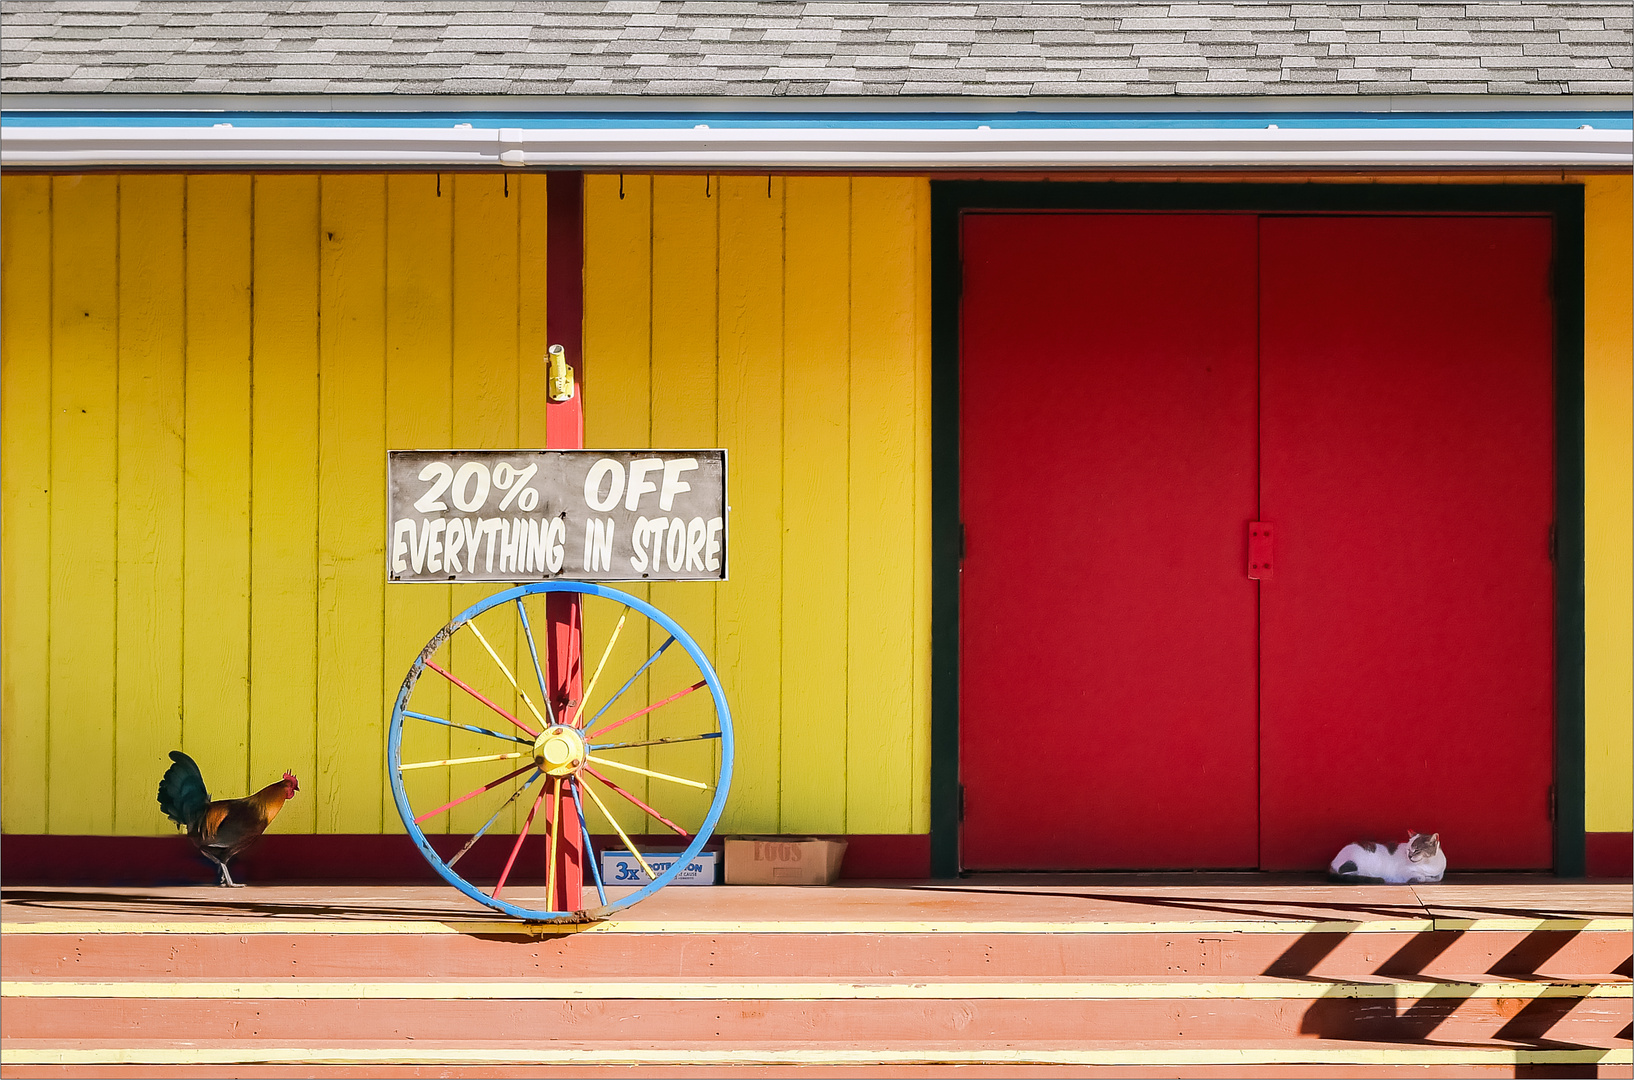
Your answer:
[157,750,210,828]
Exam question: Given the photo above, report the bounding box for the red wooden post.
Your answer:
[545,171,585,910]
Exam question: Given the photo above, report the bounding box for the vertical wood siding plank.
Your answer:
[450,174,522,835]
[845,179,920,835]
[715,174,785,833]
[114,176,186,835]
[909,179,934,835]
[384,174,454,835]
[518,174,550,451]
[513,173,551,834]
[582,173,653,838]
[251,176,321,835]
[47,176,120,834]
[318,175,387,834]
[648,175,719,834]
[1583,175,1633,832]
[780,177,851,835]
[182,175,253,806]
[1,177,54,834]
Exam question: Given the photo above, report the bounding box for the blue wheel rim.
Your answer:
[388,581,734,922]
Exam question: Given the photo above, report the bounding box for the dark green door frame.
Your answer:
[929,180,1587,878]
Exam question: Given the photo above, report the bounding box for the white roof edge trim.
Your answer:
[3,125,1629,169]
[4,92,1631,116]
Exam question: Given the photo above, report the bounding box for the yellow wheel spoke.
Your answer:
[573,611,627,726]
[400,751,527,772]
[580,779,656,880]
[583,765,690,838]
[545,777,561,907]
[464,619,550,732]
[585,754,709,790]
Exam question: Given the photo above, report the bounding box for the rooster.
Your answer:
[157,751,299,887]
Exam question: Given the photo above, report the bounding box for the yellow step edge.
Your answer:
[4,916,1630,936]
[1,1047,1630,1067]
[3,979,1628,1000]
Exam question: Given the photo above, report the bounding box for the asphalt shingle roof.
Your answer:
[2,1,1629,98]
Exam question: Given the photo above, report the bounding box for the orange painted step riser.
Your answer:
[5,931,1628,982]
[5,996,1628,1044]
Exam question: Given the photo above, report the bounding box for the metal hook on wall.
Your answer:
[705,175,711,198]
[436,174,442,197]
[619,174,625,200]
[504,174,509,198]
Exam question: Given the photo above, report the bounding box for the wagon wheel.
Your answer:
[388,581,733,922]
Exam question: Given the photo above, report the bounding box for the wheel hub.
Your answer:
[533,724,587,777]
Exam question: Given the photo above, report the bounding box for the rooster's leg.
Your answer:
[203,852,242,888]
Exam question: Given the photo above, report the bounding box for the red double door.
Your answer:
[960,213,1555,871]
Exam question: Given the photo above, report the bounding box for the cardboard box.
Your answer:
[724,836,848,885]
[599,850,718,887]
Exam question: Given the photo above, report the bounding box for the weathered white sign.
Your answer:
[387,450,726,583]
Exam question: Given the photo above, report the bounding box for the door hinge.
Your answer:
[959,522,967,562]
[1248,521,1274,581]
[1548,522,1557,563]
[958,783,967,822]
[1547,784,1556,822]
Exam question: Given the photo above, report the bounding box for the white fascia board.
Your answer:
[2,124,1629,169]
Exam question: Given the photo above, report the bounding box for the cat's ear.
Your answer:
[1430,833,1439,844]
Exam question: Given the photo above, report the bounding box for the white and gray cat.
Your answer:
[1328,831,1445,884]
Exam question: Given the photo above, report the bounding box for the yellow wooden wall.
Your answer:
[582,175,934,836]
[1582,174,1633,834]
[1,170,1621,840]
[0,171,934,838]
[0,173,555,836]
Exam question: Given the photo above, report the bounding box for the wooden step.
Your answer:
[7,918,1630,981]
[1,1038,1631,1078]
[5,881,1628,1077]
[3,975,1630,1045]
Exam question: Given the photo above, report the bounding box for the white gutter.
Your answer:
[2,124,1629,169]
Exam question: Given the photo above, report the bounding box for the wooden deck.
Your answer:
[3,876,1630,1077]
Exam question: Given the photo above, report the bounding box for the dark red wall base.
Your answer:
[0,833,932,887]
[7,833,1623,885]
[1585,831,1633,878]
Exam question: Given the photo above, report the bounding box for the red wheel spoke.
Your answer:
[424,659,541,739]
[414,763,535,825]
[447,770,541,868]
[579,779,656,881]
[589,679,707,739]
[584,765,691,838]
[493,781,552,900]
[463,620,551,732]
